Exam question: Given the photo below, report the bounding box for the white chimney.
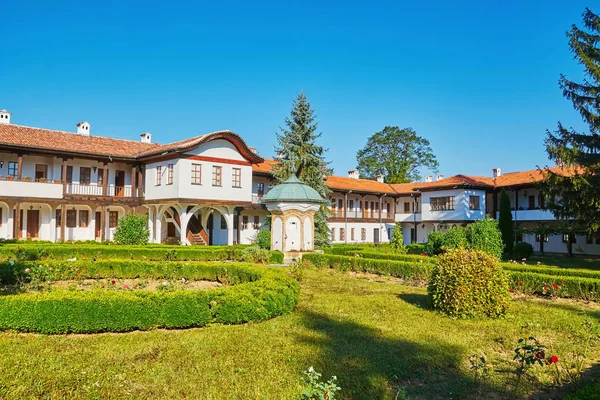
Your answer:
[493,167,502,178]
[140,132,152,143]
[376,174,385,183]
[0,110,11,124]
[348,169,359,180]
[248,146,259,155]
[436,174,444,181]
[77,121,91,136]
[425,175,432,183]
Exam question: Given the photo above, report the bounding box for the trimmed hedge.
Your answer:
[507,271,600,301]
[0,244,282,263]
[502,263,600,280]
[0,263,299,334]
[303,253,433,280]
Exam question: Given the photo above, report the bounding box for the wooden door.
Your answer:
[26,210,40,238]
[373,228,380,245]
[95,212,102,239]
[115,170,125,196]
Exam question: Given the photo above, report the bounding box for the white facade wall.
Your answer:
[421,189,486,221]
[328,221,395,244]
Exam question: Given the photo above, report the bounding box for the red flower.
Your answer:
[111,279,116,285]
[552,283,559,289]
[535,352,544,359]
[518,281,523,286]
[561,281,565,285]
[549,355,559,364]
[509,288,514,293]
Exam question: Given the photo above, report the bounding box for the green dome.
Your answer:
[261,173,326,203]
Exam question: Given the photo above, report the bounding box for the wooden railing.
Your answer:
[66,184,144,197]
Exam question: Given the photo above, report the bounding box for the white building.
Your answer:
[0,109,596,255]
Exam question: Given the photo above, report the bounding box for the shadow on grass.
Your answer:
[295,311,501,399]
[397,293,431,309]
[535,300,600,321]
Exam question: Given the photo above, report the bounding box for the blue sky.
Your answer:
[0,0,592,179]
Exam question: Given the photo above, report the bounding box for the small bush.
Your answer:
[513,242,533,260]
[390,223,406,252]
[241,245,270,264]
[269,250,284,264]
[428,249,511,318]
[424,231,446,256]
[424,227,466,256]
[256,229,271,250]
[113,214,150,245]
[465,218,504,259]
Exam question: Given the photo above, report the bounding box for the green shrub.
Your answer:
[256,229,271,250]
[507,271,600,301]
[241,245,270,264]
[424,227,466,256]
[352,251,435,264]
[302,253,433,281]
[406,243,426,254]
[502,263,600,279]
[512,242,533,259]
[113,214,150,245]
[269,250,284,264]
[0,264,299,333]
[390,223,406,252]
[428,249,511,318]
[424,231,446,256]
[465,218,504,259]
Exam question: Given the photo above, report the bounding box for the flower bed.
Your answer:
[0,262,299,334]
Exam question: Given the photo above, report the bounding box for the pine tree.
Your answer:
[273,92,331,246]
[498,189,514,254]
[542,8,600,234]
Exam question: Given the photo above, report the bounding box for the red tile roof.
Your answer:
[0,123,158,158]
[325,175,398,195]
[253,158,278,174]
[494,166,580,187]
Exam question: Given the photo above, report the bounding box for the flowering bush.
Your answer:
[301,367,341,400]
[512,336,559,393]
[428,249,511,318]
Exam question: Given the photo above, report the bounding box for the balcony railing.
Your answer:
[66,184,144,198]
[330,209,391,220]
[252,194,264,204]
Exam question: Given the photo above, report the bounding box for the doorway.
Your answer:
[26,210,40,238]
[373,228,380,245]
[95,211,102,239]
[115,170,125,196]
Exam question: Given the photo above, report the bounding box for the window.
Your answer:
[528,195,536,210]
[66,210,76,228]
[536,234,549,243]
[242,215,248,230]
[61,166,73,184]
[232,168,241,188]
[469,195,480,211]
[562,234,576,244]
[8,162,17,178]
[253,216,259,229]
[97,168,104,185]
[79,210,89,227]
[386,202,391,215]
[212,166,222,186]
[191,164,202,185]
[404,202,411,213]
[109,211,119,228]
[35,164,47,180]
[80,167,91,185]
[55,210,61,227]
[388,228,392,240]
[340,228,345,241]
[347,199,354,211]
[586,235,593,244]
[351,228,355,241]
[156,166,162,186]
[331,228,336,240]
[538,194,545,209]
[221,215,227,229]
[431,196,455,211]
[338,199,343,216]
[167,164,174,185]
[410,228,416,243]
[361,228,366,241]
[257,182,265,197]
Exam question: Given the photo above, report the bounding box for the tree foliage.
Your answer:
[390,222,406,252]
[356,126,439,183]
[273,92,331,246]
[498,189,514,254]
[113,214,149,245]
[542,8,600,234]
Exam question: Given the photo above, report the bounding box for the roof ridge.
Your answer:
[7,123,160,146]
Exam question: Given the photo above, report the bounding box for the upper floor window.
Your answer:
[191,164,202,185]
[528,195,536,210]
[469,195,480,210]
[347,199,354,211]
[430,196,455,211]
[61,165,73,184]
[232,168,241,188]
[35,164,47,180]
[80,167,91,185]
[386,202,391,215]
[404,202,411,213]
[156,166,162,186]
[167,164,174,185]
[212,166,222,186]
[257,182,265,197]
[8,162,17,178]
[97,168,104,186]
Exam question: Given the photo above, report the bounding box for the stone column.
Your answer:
[147,206,154,243]
[60,205,67,242]
[154,210,162,244]
[13,203,21,239]
[178,206,191,245]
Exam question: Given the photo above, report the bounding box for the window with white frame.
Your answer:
[232,168,241,188]
[430,196,455,211]
[167,164,174,185]
[156,166,162,186]
[212,166,222,186]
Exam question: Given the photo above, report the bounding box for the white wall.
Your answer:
[421,189,486,222]
[328,221,395,244]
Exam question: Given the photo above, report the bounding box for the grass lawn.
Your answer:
[526,254,600,270]
[1,267,599,399]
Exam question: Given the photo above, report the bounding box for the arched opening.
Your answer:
[185,206,229,246]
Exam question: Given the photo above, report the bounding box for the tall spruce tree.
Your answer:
[542,8,600,235]
[273,92,331,246]
[498,188,514,254]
